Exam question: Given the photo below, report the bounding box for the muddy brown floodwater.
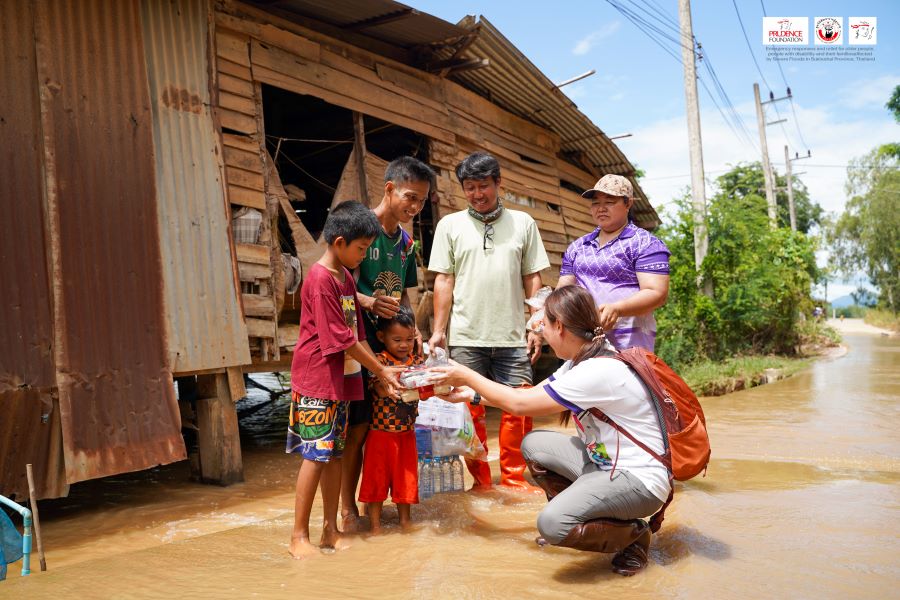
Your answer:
[4,334,899,598]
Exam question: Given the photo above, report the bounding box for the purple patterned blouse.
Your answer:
[560,222,670,351]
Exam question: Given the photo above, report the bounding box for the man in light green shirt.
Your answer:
[428,152,550,490]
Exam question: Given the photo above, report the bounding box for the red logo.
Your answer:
[815,17,842,44]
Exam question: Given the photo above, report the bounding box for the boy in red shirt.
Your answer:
[287,201,401,559]
[358,306,423,533]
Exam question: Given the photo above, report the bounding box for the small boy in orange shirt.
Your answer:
[359,305,423,533]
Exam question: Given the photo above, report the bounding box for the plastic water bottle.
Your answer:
[415,426,432,458]
[419,458,433,499]
[432,457,442,494]
[441,456,453,493]
[451,456,465,491]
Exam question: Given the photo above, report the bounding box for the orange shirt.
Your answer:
[369,351,423,432]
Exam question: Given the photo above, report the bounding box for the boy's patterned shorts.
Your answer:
[286,392,348,462]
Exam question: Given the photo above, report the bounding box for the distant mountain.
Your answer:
[830,294,855,309]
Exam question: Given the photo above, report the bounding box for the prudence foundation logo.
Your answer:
[763,17,807,45]
[815,17,843,45]
[849,17,877,45]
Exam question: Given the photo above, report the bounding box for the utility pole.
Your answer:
[779,148,811,232]
[679,0,711,296]
[753,83,777,228]
[783,145,796,231]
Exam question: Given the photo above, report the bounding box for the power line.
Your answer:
[759,0,811,152]
[732,0,770,91]
[606,0,757,151]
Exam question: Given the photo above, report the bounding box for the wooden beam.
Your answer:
[226,366,246,402]
[236,243,270,265]
[195,373,243,486]
[242,293,276,317]
[352,111,369,206]
[427,57,490,75]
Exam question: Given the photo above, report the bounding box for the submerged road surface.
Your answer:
[5,334,898,598]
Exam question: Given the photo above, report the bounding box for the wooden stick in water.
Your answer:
[25,464,47,572]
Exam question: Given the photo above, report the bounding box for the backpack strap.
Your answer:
[647,476,674,533]
[587,407,672,471]
[588,407,675,534]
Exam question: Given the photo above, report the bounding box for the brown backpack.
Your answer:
[587,347,711,532]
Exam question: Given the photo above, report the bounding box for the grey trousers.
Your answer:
[521,430,664,544]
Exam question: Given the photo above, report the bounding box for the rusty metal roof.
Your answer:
[444,17,658,227]
[246,0,469,48]
[141,0,251,374]
[33,0,185,484]
[244,0,658,227]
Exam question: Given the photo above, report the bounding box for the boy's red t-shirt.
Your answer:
[290,263,366,401]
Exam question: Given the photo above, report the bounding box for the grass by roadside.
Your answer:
[865,308,900,333]
[683,355,814,396]
[682,321,840,397]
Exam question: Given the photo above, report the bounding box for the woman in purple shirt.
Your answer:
[557,175,669,351]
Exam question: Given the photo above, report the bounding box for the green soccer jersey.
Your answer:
[355,226,417,342]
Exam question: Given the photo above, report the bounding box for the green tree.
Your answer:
[829,148,900,312]
[886,84,900,122]
[655,163,821,368]
[714,162,823,233]
[879,85,900,159]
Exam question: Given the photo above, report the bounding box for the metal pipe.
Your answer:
[554,69,596,88]
[0,494,32,576]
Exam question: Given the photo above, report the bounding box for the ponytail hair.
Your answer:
[544,285,616,425]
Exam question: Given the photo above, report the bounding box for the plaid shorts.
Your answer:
[286,393,348,462]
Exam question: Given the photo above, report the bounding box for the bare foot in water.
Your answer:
[289,537,319,560]
[320,529,352,551]
[342,513,361,534]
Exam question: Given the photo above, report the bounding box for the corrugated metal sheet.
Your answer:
[140,0,250,373]
[34,0,186,484]
[0,0,55,392]
[243,1,659,226]
[0,390,68,501]
[448,18,660,227]
[249,0,468,48]
[0,1,67,500]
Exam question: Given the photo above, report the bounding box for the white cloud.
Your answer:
[572,22,621,55]
[621,98,899,218]
[836,73,899,110]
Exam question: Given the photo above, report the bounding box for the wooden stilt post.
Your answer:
[26,464,47,571]
[196,373,244,485]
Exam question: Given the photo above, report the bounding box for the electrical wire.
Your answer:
[606,0,758,151]
[759,0,812,152]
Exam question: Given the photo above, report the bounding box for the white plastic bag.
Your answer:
[416,397,486,460]
[399,346,452,402]
[525,286,553,333]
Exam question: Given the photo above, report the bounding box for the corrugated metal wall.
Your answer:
[34,0,186,483]
[0,0,68,500]
[140,0,250,373]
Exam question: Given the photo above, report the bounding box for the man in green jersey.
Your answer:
[341,155,435,532]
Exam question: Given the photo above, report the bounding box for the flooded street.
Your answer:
[5,334,898,598]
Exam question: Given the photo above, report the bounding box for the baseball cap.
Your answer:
[581,174,633,200]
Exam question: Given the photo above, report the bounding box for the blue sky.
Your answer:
[413,0,899,300]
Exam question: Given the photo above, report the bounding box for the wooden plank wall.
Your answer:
[212,2,605,353]
[214,26,279,361]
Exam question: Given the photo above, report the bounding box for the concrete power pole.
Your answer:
[784,145,797,231]
[753,83,777,228]
[678,0,711,296]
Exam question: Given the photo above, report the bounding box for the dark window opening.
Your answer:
[559,179,584,195]
[259,83,436,291]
